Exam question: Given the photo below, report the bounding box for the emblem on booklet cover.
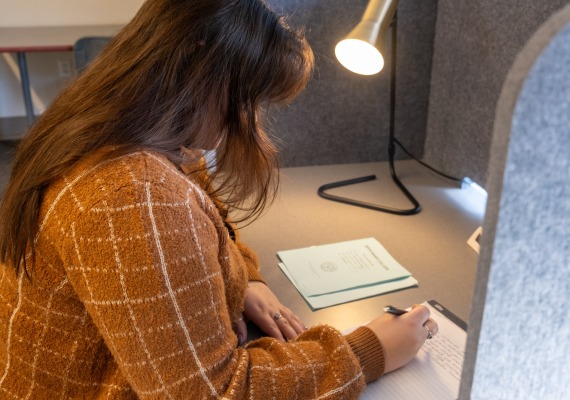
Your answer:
[320,262,338,272]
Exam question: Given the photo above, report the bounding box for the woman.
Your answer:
[0,0,437,398]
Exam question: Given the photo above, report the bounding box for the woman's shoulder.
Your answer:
[72,150,187,186]
[43,150,210,220]
[74,150,197,187]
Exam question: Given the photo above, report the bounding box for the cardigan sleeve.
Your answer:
[54,154,382,399]
[233,229,266,283]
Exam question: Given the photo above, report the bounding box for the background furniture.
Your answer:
[73,36,111,72]
[0,25,121,126]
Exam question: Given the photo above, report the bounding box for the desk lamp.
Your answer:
[317,0,422,215]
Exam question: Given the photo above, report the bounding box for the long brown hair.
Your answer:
[0,0,314,277]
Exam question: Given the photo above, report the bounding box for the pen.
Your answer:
[383,305,409,316]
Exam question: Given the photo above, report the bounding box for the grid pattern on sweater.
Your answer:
[0,152,369,399]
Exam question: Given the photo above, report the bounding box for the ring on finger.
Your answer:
[423,323,434,340]
[273,313,282,321]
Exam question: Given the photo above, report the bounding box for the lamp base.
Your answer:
[317,161,421,215]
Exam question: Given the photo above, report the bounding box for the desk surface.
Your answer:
[0,25,122,52]
[239,160,486,332]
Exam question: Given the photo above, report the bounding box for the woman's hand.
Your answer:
[366,304,438,374]
[236,281,307,343]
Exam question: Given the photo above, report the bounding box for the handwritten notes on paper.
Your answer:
[277,238,417,309]
[357,301,467,400]
[422,331,464,383]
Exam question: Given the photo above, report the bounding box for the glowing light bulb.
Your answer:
[335,39,384,75]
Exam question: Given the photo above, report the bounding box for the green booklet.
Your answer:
[277,237,413,297]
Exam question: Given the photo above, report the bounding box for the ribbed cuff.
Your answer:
[246,263,265,284]
[345,326,385,382]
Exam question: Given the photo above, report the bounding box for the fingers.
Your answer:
[283,311,307,335]
[258,314,285,341]
[255,312,287,341]
[423,317,438,338]
[407,304,430,321]
[254,310,307,342]
[272,313,299,342]
[235,313,248,345]
[242,281,307,342]
[273,309,308,341]
[404,304,439,340]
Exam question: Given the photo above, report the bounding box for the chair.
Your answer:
[73,37,111,73]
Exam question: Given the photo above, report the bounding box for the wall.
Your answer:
[0,0,144,27]
[460,4,570,397]
[265,0,437,167]
[425,0,568,187]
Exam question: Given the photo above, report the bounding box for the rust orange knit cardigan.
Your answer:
[0,151,385,399]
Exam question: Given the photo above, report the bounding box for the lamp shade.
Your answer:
[335,0,399,75]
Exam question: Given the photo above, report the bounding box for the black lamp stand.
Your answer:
[318,14,421,215]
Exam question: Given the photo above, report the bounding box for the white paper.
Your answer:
[353,301,467,400]
[277,238,412,297]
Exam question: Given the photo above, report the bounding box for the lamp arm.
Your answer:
[363,0,399,20]
[361,0,400,37]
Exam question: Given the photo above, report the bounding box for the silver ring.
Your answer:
[423,324,433,340]
[273,313,282,321]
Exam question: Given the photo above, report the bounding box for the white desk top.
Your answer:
[0,25,122,52]
[239,160,486,332]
